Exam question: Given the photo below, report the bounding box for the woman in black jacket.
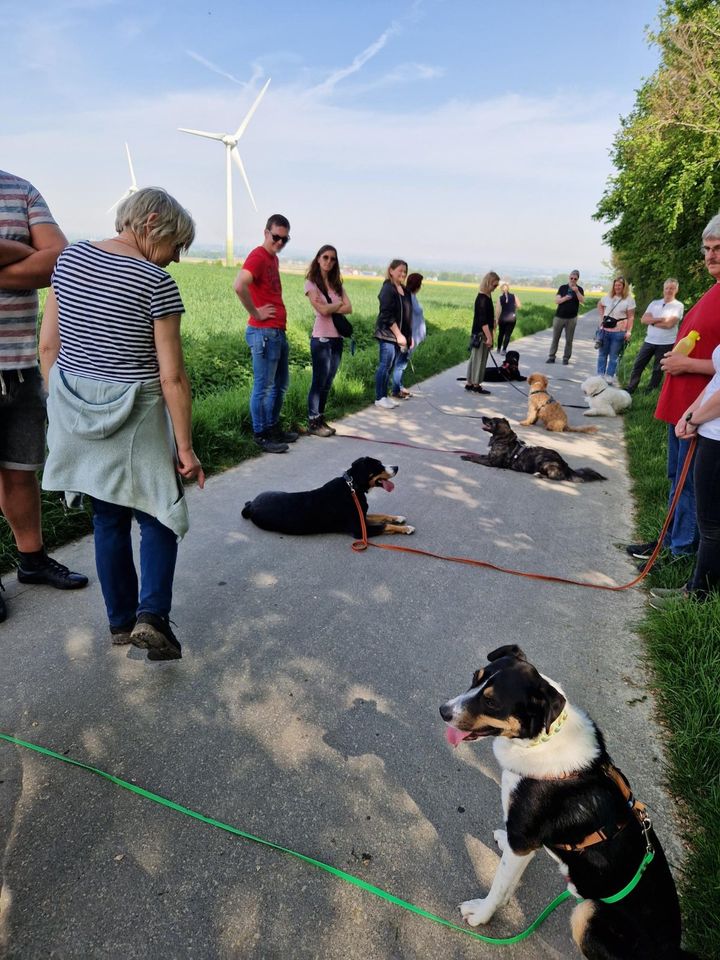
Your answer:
[466,271,500,394]
[373,259,410,409]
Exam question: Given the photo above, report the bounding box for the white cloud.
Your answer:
[2,81,621,270]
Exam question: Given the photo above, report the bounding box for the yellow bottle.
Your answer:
[672,330,700,356]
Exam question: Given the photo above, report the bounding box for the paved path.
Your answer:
[0,313,681,959]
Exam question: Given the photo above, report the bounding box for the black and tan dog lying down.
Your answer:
[461,416,606,483]
[441,646,698,960]
[241,457,414,537]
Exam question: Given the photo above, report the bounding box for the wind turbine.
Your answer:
[107,142,139,213]
[179,78,271,266]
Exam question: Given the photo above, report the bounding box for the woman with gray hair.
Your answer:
[465,271,500,394]
[39,187,203,660]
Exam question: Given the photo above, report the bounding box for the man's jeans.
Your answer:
[664,425,697,556]
[245,327,289,434]
[375,340,399,400]
[91,498,178,627]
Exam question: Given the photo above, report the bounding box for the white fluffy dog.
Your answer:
[581,375,632,417]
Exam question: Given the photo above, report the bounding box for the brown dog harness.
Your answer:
[552,763,652,853]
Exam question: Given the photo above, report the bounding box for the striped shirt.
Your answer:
[0,170,58,369]
[52,241,185,383]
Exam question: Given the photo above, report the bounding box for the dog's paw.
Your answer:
[459,898,495,927]
[402,525,415,535]
[493,829,508,852]
[393,515,407,524]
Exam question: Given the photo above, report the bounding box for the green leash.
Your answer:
[0,733,654,947]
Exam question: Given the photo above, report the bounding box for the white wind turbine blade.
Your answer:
[107,189,132,214]
[231,147,257,211]
[178,127,225,141]
[233,78,271,141]
[125,142,138,189]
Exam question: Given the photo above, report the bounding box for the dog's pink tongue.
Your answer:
[445,726,471,747]
[380,479,394,492]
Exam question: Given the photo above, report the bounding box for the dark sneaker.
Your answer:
[269,424,298,443]
[0,579,6,623]
[308,419,334,438]
[254,433,288,454]
[475,387,492,395]
[131,613,182,660]
[562,359,570,365]
[110,620,136,645]
[17,554,89,590]
[625,540,658,560]
[545,357,555,364]
[636,550,693,574]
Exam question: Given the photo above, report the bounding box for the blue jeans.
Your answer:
[596,330,625,377]
[308,337,343,419]
[91,498,178,627]
[663,425,697,556]
[375,340,400,400]
[391,347,412,395]
[245,327,289,434]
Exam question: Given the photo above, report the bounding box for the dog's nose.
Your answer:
[389,465,398,476]
[439,702,453,721]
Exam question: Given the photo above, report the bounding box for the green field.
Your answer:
[2,268,586,572]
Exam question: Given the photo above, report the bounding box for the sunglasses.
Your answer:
[270,232,289,245]
[320,254,337,262]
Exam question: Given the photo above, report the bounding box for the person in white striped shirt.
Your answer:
[39,188,203,660]
[0,169,88,624]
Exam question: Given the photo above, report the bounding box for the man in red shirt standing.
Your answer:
[234,214,297,453]
[627,212,720,569]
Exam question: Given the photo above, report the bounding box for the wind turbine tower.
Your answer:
[179,78,271,266]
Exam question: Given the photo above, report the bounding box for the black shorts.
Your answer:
[0,366,47,470]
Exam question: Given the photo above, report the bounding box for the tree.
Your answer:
[595,1,720,309]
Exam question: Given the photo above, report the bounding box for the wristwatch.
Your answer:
[685,412,697,426]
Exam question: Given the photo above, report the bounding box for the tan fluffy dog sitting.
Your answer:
[520,373,598,433]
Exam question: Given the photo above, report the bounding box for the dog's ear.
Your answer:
[471,667,485,687]
[487,645,526,663]
[541,681,567,734]
[349,458,373,488]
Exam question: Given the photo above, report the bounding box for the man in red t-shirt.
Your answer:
[234,214,297,454]
[627,214,720,567]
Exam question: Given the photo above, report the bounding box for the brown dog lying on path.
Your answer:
[520,373,597,434]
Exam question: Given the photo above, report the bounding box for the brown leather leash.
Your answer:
[347,436,696,593]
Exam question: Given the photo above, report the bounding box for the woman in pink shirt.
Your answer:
[305,245,352,437]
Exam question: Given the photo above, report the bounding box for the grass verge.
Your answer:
[619,339,720,959]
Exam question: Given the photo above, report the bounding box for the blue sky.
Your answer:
[3,0,661,274]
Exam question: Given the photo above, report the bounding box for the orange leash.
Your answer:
[348,436,696,593]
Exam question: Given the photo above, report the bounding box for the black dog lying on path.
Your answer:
[483,349,527,383]
[461,417,606,483]
[241,456,415,537]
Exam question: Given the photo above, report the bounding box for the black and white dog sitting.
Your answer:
[241,456,414,538]
[440,646,697,960]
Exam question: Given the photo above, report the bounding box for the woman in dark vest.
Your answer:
[466,271,500,394]
[373,259,410,409]
[496,282,522,354]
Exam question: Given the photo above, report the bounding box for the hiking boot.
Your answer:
[131,613,182,660]
[254,432,289,454]
[649,586,689,599]
[545,357,555,364]
[269,424,298,443]
[308,418,334,438]
[17,552,89,589]
[319,417,336,435]
[110,620,136,645]
[649,591,690,611]
[626,540,658,561]
[0,579,6,623]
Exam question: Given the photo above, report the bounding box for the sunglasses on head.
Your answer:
[270,232,289,245]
